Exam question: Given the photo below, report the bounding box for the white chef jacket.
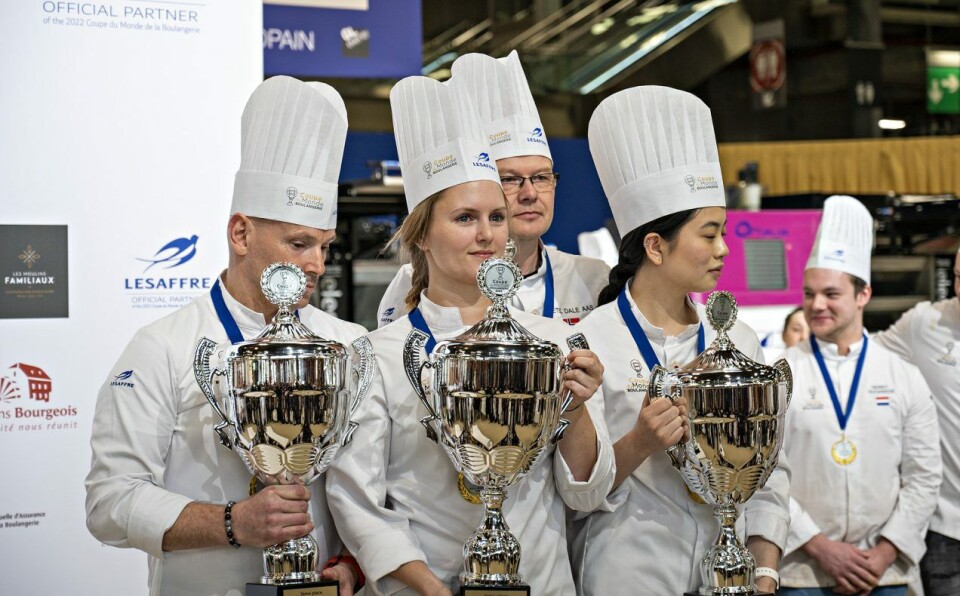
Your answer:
[376,245,610,327]
[569,288,791,595]
[780,335,942,588]
[875,298,960,543]
[325,293,615,595]
[85,277,367,596]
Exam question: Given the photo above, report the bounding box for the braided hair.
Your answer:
[597,209,700,306]
[383,192,442,311]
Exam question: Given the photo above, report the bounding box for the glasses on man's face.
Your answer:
[499,172,560,195]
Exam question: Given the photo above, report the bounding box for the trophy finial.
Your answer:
[705,291,737,336]
[261,263,307,316]
[477,256,522,317]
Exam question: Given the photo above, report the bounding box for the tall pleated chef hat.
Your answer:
[391,76,501,212]
[806,195,874,284]
[588,86,725,236]
[450,51,551,162]
[231,76,347,230]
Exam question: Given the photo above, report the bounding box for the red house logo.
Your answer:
[0,363,52,403]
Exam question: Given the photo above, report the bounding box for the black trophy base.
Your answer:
[683,592,774,596]
[247,579,339,596]
[461,583,531,596]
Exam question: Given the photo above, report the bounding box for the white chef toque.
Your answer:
[806,195,874,284]
[231,76,347,230]
[588,85,726,236]
[390,76,501,212]
[450,51,551,162]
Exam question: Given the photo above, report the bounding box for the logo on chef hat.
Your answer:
[472,152,497,172]
[286,187,298,206]
[684,175,696,193]
[422,161,433,180]
[824,248,847,264]
[526,127,548,146]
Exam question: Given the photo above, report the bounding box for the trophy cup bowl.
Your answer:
[193,263,374,595]
[648,291,792,596]
[402,255,587,594]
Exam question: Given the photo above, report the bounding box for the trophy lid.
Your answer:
[432,246,561,361]
[231,262,346,358]
[670,291,780,388]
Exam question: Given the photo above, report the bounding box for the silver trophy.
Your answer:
[193,263,374,594]
[648,291,792,596]
[402,253,587,594]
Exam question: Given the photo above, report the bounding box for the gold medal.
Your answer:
[248,475,260,496]
[831,435,857,465]
[458,473,482,505]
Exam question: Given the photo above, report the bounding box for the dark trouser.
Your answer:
[921,530,960,596]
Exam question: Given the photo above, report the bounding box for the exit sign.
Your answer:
[927,48,960,114]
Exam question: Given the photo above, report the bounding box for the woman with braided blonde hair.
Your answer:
[325,75,614,595]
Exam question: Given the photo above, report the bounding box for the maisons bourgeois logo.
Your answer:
[0,363,78,433]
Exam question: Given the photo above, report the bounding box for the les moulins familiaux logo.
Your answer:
[0,363,78,434]
[0,225,68,319]
[124,234,212,310]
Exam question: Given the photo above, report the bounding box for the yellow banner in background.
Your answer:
[719,136,960,196]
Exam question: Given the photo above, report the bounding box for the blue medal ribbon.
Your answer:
[211,280,245,345]
[408,306,437,354]
[617,287,705,372]
[810,333,869,433]
[542,250,555,319]
[211,278,299,345]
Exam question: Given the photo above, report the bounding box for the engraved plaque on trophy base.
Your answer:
[683,591,772,596]
[461,583,531,596]
[247,580,339,596]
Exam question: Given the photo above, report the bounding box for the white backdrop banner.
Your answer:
[0,1,262,593]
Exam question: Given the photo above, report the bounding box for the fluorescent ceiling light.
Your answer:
[878,119,906,130]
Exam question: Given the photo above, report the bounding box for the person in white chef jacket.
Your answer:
[872,246,960,596]
[325,75,614,596]
[376,51,609,328]
[85,77,367,596]
[779,195,942,596]
[570,86,790,595]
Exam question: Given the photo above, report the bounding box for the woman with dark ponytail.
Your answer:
[570,86,790,595]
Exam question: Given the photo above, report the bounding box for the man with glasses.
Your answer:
[875,246,960,596]
[377,51,610,327]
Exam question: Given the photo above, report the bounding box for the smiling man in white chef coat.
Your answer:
[779,195,942,596]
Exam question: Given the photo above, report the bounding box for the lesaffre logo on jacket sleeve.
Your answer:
[123,234,212,310]
[0,363,79,433]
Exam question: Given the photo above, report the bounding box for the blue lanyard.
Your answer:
[616,287,705,372]
[211,279,299,345]
[810,334,869,432]
[542,250,555,319]
[408,306,436,354]
[211,280,245,345]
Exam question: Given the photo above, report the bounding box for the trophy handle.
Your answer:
[552,333,591,443]
[344,337,376,445]
[648,365,688,466]
[403,329,440,443]
[772,357,793,409]
[192,336,233,449]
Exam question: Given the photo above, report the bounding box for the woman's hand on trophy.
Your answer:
[634,393,688,460]
[562,349,604,415]
[231,484,313,547]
